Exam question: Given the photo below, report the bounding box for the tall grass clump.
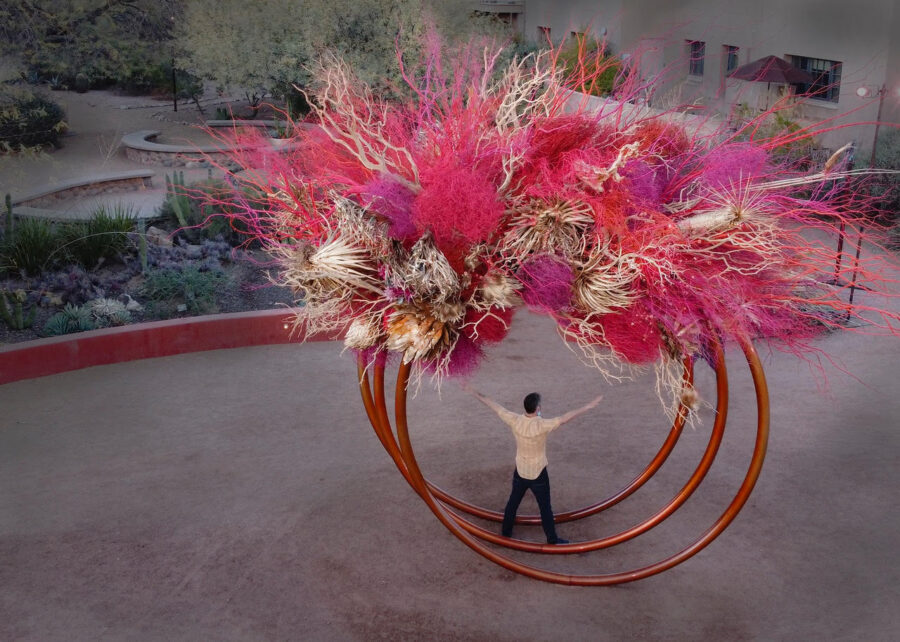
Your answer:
[61,204,136,268]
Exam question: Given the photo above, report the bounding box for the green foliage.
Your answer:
[60,204,135,268]
[870,128,900,249]
[0,1,182,91]
[732,104,815,167]
[557,35,624,97]
[0,289,36,330]
[159,176,252,244]
[0,89,67,150]
[164,171,191,229]
[117,59,202,99]
[87,297,131,326]
[1,216,60,275]
[141,266,228,314]
[137,217,149,274]
[4,193,11,238]
[174,0,511,103]
[42,302,96,336]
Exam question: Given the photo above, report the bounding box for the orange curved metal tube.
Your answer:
[429,357,696,525]
[363,356,693,526]
[372,344,726,554]
[373,337,769,584]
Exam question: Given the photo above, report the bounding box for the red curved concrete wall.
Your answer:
[0,309,340,386]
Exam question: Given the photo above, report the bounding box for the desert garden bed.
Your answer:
[0,177,294,347]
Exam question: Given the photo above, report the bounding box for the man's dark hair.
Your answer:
[523,392,541,414]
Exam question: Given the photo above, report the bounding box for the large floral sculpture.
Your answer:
[213,44,898,583]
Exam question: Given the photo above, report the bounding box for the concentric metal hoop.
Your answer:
[358,337,769,585]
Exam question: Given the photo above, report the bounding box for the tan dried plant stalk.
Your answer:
[557,321,635,384]
[676,179,766,237]
[307,56,420,191]
[488,52,562,192]
[488,50,560,132]
[654,355,702,428]
[575,141,642,193]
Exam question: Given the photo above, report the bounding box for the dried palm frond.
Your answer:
[344,314,384,350]
[394,233,461,303]
[385,303,461,363]
[477,269,521,309]
[277,233,382,297]
[502,198,595,260]
[574,242,640,315]
[333,197,390,253]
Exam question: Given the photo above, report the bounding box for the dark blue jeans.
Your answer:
[501,467,560,543]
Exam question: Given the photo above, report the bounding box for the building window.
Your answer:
[724,45,739,74]
[537,26,550,42]
[790,55,842,102]
[687,40,705,76]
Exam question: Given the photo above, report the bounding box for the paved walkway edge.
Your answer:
[0,308,339,385]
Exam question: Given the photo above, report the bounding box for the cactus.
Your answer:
[164,171,191,229]
[0,290,36,330]
[137,218,149,274]
[4,193,12,239]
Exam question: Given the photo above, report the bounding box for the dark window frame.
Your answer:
[724,45,739,74]
[687,40,705,76]
[790,55,842,103]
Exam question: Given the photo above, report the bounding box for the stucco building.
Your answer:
[479,0,898,157]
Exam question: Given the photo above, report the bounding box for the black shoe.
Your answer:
[549,538,569,545]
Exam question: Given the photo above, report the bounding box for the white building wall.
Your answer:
[523,0,898,155]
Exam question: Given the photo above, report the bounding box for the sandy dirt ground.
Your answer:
[1,86,898,642]
[0,302,898,640]
[0,89,235,216]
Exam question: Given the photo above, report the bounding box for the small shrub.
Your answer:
[74,73,90,93]
[141,266,228,314]
[0,90,67,150]
[61,204,136,269]
[42,303,96,336]
[86,297,131,326]
[118,60,203,99]
[159,177,254,245]
[1,216,61,276]
[871,128,900,248]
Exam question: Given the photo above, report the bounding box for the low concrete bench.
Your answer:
[122,129,304,167]
[121,130,236,167]
[11,170,155,209]
[205,119,287,129]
